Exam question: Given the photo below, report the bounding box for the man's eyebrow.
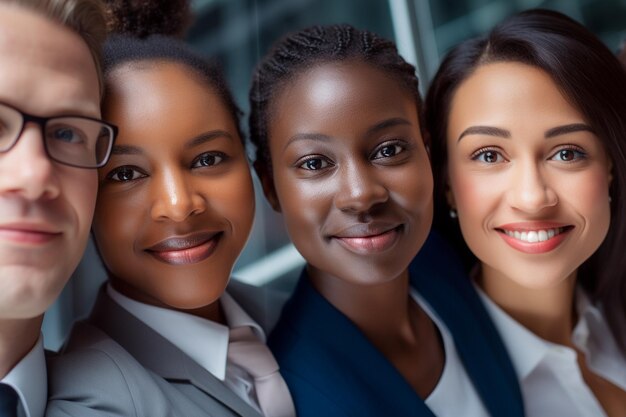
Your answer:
[457,126,511,142]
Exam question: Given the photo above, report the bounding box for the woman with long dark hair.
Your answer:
[427,9,626,416]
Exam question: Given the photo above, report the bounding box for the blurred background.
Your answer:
[43,0,626,349]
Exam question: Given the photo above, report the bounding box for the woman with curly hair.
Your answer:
[45,2,294,416]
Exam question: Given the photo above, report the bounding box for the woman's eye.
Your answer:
[299,157,330,171]
[550,148,586,162]
[373,144,404,159]
[192,152,225,168]
[473,149,504,164]
[106,166,146,182]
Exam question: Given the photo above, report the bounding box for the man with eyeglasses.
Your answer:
[0,1,114,416]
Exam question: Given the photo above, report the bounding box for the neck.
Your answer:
[0,316,42,378]
[308,265,415,345]
[110,277,225,324]
[478,264,577,345]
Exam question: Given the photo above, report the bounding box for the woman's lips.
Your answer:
[496,223,574,254]
[145,232,222,265]
[334,225,402,254]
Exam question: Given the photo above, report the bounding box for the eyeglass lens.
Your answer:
[0,103,113,168]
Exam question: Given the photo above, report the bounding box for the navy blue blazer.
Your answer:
[268,232,524,417]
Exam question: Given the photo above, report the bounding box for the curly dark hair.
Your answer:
[101,0,243,144]
[103,0,191,38]
[249,24,423,175]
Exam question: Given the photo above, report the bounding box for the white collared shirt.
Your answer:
[411,289,490,417]
[477,286,626,417]
[108,284,266,412]
[1,334,46,417]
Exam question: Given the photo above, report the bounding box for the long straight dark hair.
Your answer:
[426,9,626,352]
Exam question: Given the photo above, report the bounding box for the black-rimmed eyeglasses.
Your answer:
[0,101,117,169]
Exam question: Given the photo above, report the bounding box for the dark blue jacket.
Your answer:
[268,232,524,417]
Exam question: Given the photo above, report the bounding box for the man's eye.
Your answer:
[48,126,85,144]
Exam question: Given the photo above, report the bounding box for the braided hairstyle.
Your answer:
[102,0,243,143]
[249,24,422,173]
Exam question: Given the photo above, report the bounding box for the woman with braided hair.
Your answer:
[249,24,524,417]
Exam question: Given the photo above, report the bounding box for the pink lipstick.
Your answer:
[496,222,573,254]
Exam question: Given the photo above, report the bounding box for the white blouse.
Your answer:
[108,284,266,412]
[477,287,626,417]
[411,289,490,417]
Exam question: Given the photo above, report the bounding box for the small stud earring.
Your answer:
[609,195,612,203]
[449,208,458,219]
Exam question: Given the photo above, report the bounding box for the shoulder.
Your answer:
[227,278,290,333]
[280,370,350,417]
[46,323,171,417]
[3,336,46,417]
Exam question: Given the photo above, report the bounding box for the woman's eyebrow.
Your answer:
[284,133,332,151]
[457,126,510,142]
[366,117,411,135]
[544,123,594,138]
[185,130,234,149]
[111,144,143,155]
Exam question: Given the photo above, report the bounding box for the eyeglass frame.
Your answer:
[0,101,118,169]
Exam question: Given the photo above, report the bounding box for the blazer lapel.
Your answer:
[281,276,437,417]
[409,232,525,417]
[89,287,262,417]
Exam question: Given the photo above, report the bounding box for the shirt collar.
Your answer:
[475,285,551,380]
[477,284,626,388]
[572,290,626,388]
[107,284,265,381]
[1,334,46,417]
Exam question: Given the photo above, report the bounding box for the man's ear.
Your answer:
[254,160,281,212]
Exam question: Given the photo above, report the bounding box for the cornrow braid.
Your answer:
[249,24,422,172]
[103,34,244,145]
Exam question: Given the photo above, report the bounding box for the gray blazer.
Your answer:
[45,280,287,417]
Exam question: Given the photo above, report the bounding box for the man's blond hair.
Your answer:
[2,0,107,96]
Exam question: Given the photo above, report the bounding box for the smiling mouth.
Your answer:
[334,225,403,254]
[495,225,574,254]
[498,226,572,243]
[146,232,222,265]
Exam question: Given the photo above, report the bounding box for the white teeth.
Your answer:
[538,230,548,242]
[503,227,563,243]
